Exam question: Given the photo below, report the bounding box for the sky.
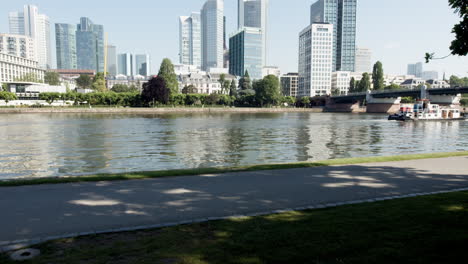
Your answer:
[1,0,467,77]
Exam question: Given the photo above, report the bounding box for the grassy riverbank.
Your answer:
[2,191,467,264]
[1,151,467,187]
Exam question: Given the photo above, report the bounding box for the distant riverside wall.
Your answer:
[0,107,325,114]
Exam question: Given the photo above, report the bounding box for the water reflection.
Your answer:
[0,113,467,179]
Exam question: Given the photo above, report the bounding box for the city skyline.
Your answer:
[0,0,466,77]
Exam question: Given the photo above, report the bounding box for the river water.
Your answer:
[0,112,467,179]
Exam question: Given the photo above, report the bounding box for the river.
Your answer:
[0,112,467,179]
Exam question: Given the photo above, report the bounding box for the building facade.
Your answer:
[117,53,151,76]
[179,13,201,68]
[355,47,372,73]
[407,62,423,78]
[310,0,357,72]
[76,17,105,72]
[118,53,133,76]
[422,71,439,81]
[262,66,280,78]
[332,71,351,95]
[201,0,224,71]
[178,72,236,94]
[106,45,117,76]
[298,23,334,97]
[238,0,268,65]
[134,54,151,76]
[55,23,77,69]
[281,73,298,97]
[0,34,35,60]
[229,27,263,80]
[0,53,45,84]
[8,11,25,35]
[106,75,149,91]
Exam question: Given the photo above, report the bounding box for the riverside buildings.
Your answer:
[238,0,268,66]
[0,34,36,60]
[201,0,225,71]
[281,73,299,97]
[229,27,263,80]
[106,45,117,76]
[0,53,45,84]
[355,47,372,73]
[76,17,105,72]
[8,5,51,69]
[117,53,151,77]
[55,24,77,70]
[310,0,357,72]
[179,13,202,68]
[298,23,334,97]
[407,62,423,78]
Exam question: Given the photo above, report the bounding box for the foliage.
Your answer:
[281,96,296,106]
[142,76,170,106]
[358,73,371,92]
[218,74,230,94]
[372,61,385,90]
[92,72,107,92]
[349,77,356,93]
[385,84,401,90]
[254,75,281,107]
[14,73,43,83]
[182,85,198,94]
[158,58,179,95]
[111,84,138,93]
[76,75,92,89]
[0,91,17,103]
[230,79,238,97]
[449,0,468,56]
[44,71,60,86]
[169,94,186,106]
[299,96,311,108]
[39,92,61,105]
[460,98,467,106]
[401,96,415,104]
[236,89,256,106]
[239,70,252,90]
[449,75,468,87]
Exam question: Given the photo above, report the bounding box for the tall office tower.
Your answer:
[118,53,133,76]
[9,5,51,69]
[201,0,224,71]
[0,34,35,60]
[55,24,77,69]
[179,12,201,68]
[355,47,372,73]
[134,54,151,76]
[229,27,263,80]
[238,0,268,65]
[106,45,117,76]
[310,0,357,72]
[298,23,334,97]
[407,62,423,78]
[422,71,439,81]
[76,17,105,72]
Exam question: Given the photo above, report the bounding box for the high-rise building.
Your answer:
[310,0,357,72]
[238,0,268,65]
[229,27,263,80]
[118,53,133,76]
[0,53,45,84]
[407,62,423,78]
[422,71,439,81]
[0,34,36,60]
[332,71,351,95]
[76,17,105,72]
[116,53,150,76]
[298,23,334,97]
[201,0,224,71]
[9,5,51,69]
[55,24,77,70]
[134,54,151,76]
[281,73,299,97]
[106,45,117,76]
[179,12,201,68]
[355,47,372,73]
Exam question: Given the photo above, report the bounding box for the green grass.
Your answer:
[1,151,467,187]
[1,191,467,264]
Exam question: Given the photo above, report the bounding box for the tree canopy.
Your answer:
[92,72,107,92]
[14,73,43,83]
[76,75,92,89]
[358,73,371,92]
[111,84,139,93]
[449,0,468,56]
[0,91,17,103]
[372,61,385,90]
[44,71,60,86]
[254,75,281,107]
[142,76,170,106]
[158,58,179,95]
[239,70,252,90]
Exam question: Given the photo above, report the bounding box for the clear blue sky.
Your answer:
[1,0,467,77]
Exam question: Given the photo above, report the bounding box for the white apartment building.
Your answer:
[262,66,280,78]
[0,53,45,84]
[355,47,372,73]
[0,34,35,60]
[298,23,334,97]
[178,72,236,94]
[332,71,351,95]
[400,78,426,89]
[426,79,450,88]
[384,74,415,86]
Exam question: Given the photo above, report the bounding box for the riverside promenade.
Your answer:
[1,156,468,249]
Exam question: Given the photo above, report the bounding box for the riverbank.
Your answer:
[0,106,325,114]
[2,151,467,187]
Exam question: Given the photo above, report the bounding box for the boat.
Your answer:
[388,100,466,121]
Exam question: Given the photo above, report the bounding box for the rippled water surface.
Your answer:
[1,112,467,179]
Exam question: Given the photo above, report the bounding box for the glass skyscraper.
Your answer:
[76,17,104,72]
[229,27,263,80]
[238,0,268,65]
[310,0,357,72]
[106,45,117,76]
[201,0,224,71]
[134,54,150,76]
[179,12,201,68]
[55,23,77,69]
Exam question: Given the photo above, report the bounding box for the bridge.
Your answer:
[323,86,468,113]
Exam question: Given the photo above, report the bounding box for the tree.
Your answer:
[230,79,238,97]
[218,74,227,93]
[254,75,281,107]
[111,84,138,93]
[14,73,43,83]
[300,97,310,108]
[92,72,107,92]
[44,71,60,85]
[1,83,7,92]
[349,77,356,93]
[385,84,401,90]
[372,61,384,90]
[39,92,61,105]
[182,85,198,94]
[449,75,468,87]
[239,70,252,90]
[142,76,170,106]
[158,58,179,95]
[0,91,17,105]
[358,73,371,92]
[76,75,92,89]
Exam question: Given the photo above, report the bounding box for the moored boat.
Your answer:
[388,100,466,121]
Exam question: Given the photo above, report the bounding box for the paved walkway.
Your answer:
[1,156,468,246]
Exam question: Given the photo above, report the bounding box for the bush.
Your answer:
[401,97,415,104]
[461,98,468,106]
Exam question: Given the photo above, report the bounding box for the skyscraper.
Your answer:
[298,23,334,97]
[9,5,51,69]
[407,62,423,78]
[310,0,357,72]
[355,47,372,73]
[55,24,77,69]
[229,27,263,80]
[106,45,117,76]
[134,54,151,76]
[238,0,268,65]
[76,17,105,72]
[118,53,133,76]
[179,12,201,68]
[0,34,35,60]
[201,0,224,71]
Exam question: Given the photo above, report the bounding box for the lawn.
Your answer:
[1,191,467,264]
